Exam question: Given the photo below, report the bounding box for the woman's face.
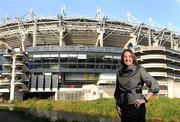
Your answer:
[123,51,133,66]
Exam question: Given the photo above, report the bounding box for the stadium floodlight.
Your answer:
[61,5,66,17]
[96,7,103,21]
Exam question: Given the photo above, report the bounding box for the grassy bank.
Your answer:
[146,97,180,122]
[1,97,180,122]
[13,98,117,119]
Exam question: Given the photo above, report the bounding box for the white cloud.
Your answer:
[175,0,180,3]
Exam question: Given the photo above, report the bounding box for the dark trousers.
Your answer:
[118,104,146,122]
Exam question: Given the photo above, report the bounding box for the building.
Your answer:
[0,10,179,101]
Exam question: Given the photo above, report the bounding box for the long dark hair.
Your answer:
[121,49,138,68]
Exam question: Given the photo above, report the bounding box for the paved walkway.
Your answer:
[0,110,32,122]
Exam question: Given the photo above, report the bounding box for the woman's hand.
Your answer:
[116,105,122,117]
[134,98,146,108]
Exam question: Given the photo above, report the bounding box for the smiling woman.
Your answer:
[114,49,160,122]
[122,50,137,66]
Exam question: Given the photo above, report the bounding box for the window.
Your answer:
[100,93,103,98]
[93,91,96,95]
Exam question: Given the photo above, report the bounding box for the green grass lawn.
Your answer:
[1,96,180,122]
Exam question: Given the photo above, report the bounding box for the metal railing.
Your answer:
[27,46,124,54]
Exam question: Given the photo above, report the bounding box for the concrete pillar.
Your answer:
[55,91,58,101]
[174,81,180,98]
[14,89,23,100]
[148,27,151,46]
[96,28,104,47]
[33,19,37,47]
[95,17,106,47]
[59,28,65,46]
[170,32,174,50]
[16,17,28,50]
[10,55,16,101]
[21,35,26,51]
[99,30,104,47]
[152,37,159,47]
[124,33,137,50]
[167,79,175,98]
[174,40,179,50]
[58,15,65,46]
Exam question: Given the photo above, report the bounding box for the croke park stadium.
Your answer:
[0,10,179,101]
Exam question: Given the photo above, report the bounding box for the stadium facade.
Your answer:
[0,10,179,101]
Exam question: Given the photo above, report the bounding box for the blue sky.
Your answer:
[0,0,180,30]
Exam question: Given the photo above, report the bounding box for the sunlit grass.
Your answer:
[146,97,180,121]
[13,98,117,118]
[1,96,180,121]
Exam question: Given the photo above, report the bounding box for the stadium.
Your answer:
[0,9,179,101]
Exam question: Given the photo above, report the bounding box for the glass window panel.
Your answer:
[69,64,77,68]
[113,59,119,64]
[104,65,112,69]
[113,56,121,59]
[69,54,77,57]
[104,58,112,63]
[61,64,68,68]
[50,64,59,69]
[51,57,59,63]
[87,64,94,69]
[104,55,112,58]
[78,64,86,68]
[112,65,117,70]
[34,64,41,69]
[69,57,77,63]
[77,59,86,63]
[96,53,104,63]
[78,54,86,59]
[51,54,59,57]
[42,64,50,69]
[33,54,41,58]
[42,54,51,57]
[60,57,68,63]
[60,54,68,57]
[42,58,51,63]
[96,64,103,69]
[33,58,41,63]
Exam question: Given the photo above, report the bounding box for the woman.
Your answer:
[114,49,160,122]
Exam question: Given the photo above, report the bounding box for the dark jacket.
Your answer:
[114,65,160,105]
